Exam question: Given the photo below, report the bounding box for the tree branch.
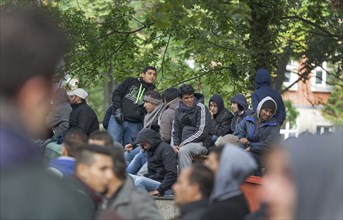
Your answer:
[171,66,232,87]
[281,15,339,38]
[160,35,172,80]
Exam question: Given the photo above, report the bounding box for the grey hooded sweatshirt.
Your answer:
[201,144,257,220]
[286,131,343,220]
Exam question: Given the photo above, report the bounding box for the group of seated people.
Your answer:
[41,67,288,219]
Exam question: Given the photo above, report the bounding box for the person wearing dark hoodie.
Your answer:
[214,94,253,147]
[252,68,286,126]
[68,88,99,136]
[234,96,281,176]
[171,84,212,171]
[230,94,254,133]
[200,144,257,220]
[108,66,157,145]
[209,94,234,144]
[129,128,177,196]
[159,87,180,143]
[45,88,72,141]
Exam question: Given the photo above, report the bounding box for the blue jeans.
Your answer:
[108,115,142,145]
[126,150,148,174]
[124,147,141,165]
[129,174,173,195]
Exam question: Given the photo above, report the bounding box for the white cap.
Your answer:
[67,88,88,99]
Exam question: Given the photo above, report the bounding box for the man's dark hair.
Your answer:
[142,66,157,74]
[178,84,195,98]
[75,144,113,166]
[162,87,179,103]
[63,129,88,157]
[209,146,224,161]
[107,144,127,181]
[89,131,113,147]
[0,7,69,97]
[188,164,214,199]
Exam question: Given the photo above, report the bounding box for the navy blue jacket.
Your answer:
[252,68,286,126]
[234,115,280,154]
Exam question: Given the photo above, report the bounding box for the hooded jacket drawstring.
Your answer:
[135,78,145,104]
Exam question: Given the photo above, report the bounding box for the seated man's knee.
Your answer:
[134,176,144,186]
[179,146,190,155]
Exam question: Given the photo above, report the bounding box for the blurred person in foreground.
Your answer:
[204,146,224,175]
[173,164,214,220]
[73,145,114,215]
[0,7,93,219]
[89,130,115,147]
[48,129,88,177]
[263,131,342,220]
[200,144,257,220]
[99,145,163,220]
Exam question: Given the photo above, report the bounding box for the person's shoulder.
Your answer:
[121,77,138,85]
[222,108,234,117]
[127,185,154,202]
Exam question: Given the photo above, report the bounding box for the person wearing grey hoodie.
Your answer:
[200,144,257,220]
[234,96,281,175]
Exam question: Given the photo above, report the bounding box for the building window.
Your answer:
[284,71,291,83]
[315,70,323,84]
[316,126,333,135]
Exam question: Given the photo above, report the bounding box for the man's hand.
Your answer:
[149,190,160,196]
[209,110,214,119]
[173,146,180,154]
[244,147,251,152]
[114,108,124,125]
[125,143,133,152]
[239,138,249,145]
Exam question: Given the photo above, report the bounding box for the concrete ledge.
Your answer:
[154,196,179,220]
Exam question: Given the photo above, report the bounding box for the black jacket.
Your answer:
[211,108,234,136]
[69,101,99,136]
[209,94,234,136]
[201,194,250,220]
[134,128,177,195]
[179,199,209,220]
[112,77,155,122]
[171,93,212,148]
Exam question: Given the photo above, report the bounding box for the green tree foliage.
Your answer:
[1,0,341,126]
[322,77,343,125]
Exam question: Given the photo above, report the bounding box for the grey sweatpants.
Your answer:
[178,142,208,171]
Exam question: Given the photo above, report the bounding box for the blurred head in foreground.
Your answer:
[264,131,343,220]
[0,7,69,139]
